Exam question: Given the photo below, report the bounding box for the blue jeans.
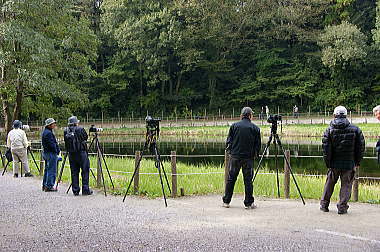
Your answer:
[43,152,58,189]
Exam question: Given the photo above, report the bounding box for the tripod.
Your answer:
[56,132,114,196]
[253,121,305,205]
[123,122,171,207]
[2,147,40,176]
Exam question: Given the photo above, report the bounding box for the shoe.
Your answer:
[14,173,18,178]
[222,203,230,208]
[320,206,329,212]
[338,209,348,215]
[73,192,79,196]
[45,187,58,192]
[82,189,93,196]
[24,173,33,177]
[244,204,257,210]
[42,186,47,191]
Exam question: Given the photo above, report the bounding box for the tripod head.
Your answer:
[267,114,282,135]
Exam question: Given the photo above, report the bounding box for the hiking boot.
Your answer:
[244,203,257,210]
[320,206,329,212]
[222,203,230,208]
[14,173,18,178]
[24,173,33,177]
[338,209,348,215]
[82,189,93,196]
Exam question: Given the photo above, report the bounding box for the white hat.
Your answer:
[333,106,347,116]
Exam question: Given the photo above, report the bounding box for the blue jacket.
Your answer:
[42,127,60,154]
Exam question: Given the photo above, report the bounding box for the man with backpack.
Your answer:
[64,116,93,196]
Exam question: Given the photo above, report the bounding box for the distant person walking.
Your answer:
[6,120,32,178]
[223,107,261,209]
[265,106,269,118]
[64,116,93,196]
[373,105,380,161]
[293,105,299,118]
[320,106,365,214]
[42,118,60,192]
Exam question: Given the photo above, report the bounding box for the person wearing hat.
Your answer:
[6,120,33,178]
[63,116,93,196]
[320,106,365,214]
[41,118,60,192]
[222,107,261,209]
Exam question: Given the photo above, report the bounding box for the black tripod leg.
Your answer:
[96,144,107,197]
[99,147,115,189]
[90,168,96,181]
[252,140,271,183]
[155,147,171,194]
[55,152,68,189]
[123,151,144,202]
[274,141,280,198]
[154,153,168,207]
[1,161,10,176]
[66,184,72,194]
[27,147,40,173]
[88,137,96,152]
[276,135,305,205]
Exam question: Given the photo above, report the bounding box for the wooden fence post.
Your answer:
[284,150,290,198]
[97,148,102,187]
[134,151,140,193]
[171,151,177,197]
[224,150,230,187]
[353,166,359,201]
[39,149,44,176]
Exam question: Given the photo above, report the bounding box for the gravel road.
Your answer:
[0,174,379,251]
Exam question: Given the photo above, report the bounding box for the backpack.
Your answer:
[64,127,81,153]
[5,148,13,162]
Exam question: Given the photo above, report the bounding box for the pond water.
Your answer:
[30,135,380,178]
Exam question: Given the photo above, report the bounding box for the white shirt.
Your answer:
[7,129,29,150]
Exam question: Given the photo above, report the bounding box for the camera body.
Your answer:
[267,114,282,124]
[145,116,161,130]
[89,125,103,133]
[21,125,30,131]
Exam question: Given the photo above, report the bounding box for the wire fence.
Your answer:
[1,145,377,181]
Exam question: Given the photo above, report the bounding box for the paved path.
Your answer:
[0,174,379,251]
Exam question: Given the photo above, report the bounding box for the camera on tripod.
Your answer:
[267,114,282,124]
[145,116,161,135]
[89,125,103,133]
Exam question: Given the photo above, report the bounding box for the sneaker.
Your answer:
[42,186,47,191]
[82,189,93,196]
[338,209,348,215]
[244,204,257,210]
[14,173,18,178]
[24,173,33,177]
[45,187,58,192]
[222,203,230,208]
[73,192,80,196]
[320,206,329,212]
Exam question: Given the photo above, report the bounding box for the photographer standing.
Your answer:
[42,118,60,191]
[7,120,32,178]
[373,105,380,156]
[64,116,93,196]
[320,106,365,214]
[222,107,261,209]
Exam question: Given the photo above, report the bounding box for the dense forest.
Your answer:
[1,0,380,130]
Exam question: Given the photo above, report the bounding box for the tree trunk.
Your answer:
[0,66,12,135]
[208,76,216,110]
[13,80,24,120]
[175,72,182,96]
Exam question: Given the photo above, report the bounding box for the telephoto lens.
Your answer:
[21,125,30,131]
[89,125,103,133]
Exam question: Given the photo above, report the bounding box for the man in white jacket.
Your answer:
[6,120,32,178]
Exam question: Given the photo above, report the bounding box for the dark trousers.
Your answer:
[68,151,90,194]
[223,157,254,206]
[320,168,355,211]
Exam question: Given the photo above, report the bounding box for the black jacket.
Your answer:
[226,118,261,159]
[322,117,365,168]
[64,126,88,153]
[42,128,60,154]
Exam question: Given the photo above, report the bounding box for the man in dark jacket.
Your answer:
[321,106,365,214]
[42,118,60,192]
[64,116,93,196]
[222,107,261,209]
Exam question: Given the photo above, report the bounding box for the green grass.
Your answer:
[26,153,380,203]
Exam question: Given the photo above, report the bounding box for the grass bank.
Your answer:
[103,123,380,138]
[27,154,380,204]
